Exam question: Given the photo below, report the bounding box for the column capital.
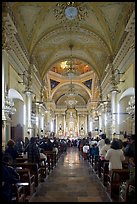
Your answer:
[24,90,33,96]
[110,88,120,94]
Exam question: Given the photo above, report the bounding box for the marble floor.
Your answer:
[30,147,111,202]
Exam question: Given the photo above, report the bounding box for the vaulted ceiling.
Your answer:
[6,2,134,108]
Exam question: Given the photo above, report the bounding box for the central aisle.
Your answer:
[30,147,111,202]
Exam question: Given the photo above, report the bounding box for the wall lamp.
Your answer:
[115,68,125,83]
[115,68,125,75]
[18,71,26,84]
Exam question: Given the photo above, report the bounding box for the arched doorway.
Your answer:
[119,87,135,135]
[8,89,25,141]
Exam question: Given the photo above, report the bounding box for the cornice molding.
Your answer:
[113,10,135,70]
[3,13,30,72]
[125,10,135,33]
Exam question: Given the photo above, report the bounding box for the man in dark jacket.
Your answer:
[28,137,40,164]
[2,154,20,202]
[124,134,135,162]
[5,139,19,163]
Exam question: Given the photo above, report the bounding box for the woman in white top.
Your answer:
[83,143,90,160]
[100,138,111,158]
[105,140,125,171]
[97,134,106,153]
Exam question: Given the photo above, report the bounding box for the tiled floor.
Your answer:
[30,147,111,202]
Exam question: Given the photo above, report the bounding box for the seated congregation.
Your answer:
[2,133,135,202]
[2,136,67,202]
[79,134,135,202]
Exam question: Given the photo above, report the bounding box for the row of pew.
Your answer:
[11,149,64,202]
[87,154,135,202]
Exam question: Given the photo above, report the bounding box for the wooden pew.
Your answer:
[119,178,135,202]
[56,151,60,162]
[44,151,57,171]
[16,168,36,197]
[16,156,50,178]
[100,161,109,186]
[15,163,41,187]
[12,183,26,202]
[97,158,103,178]
[92,155,99,172]
[39,158,49,178]
[125,184,135,202]
[16,157,28,163]
[107,169,129,200]
[87,153,92,164]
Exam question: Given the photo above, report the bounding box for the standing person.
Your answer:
[124,134,135,162]
[2,154,20,202]
[99,130,103,137]
[40,130,44,139]
[82,142,90,160]
[24,136,30,154]
[90,143,99,160]
[98,138,110,177]
[5,139,19,163]
[27,131,31,139]
[16,138,24,154]
[105,140,125,171]
[100,138,111,159]
[27,137,40,164]
[97,134,106,154]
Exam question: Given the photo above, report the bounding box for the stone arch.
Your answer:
[8,88,24,102]
[119,87,135,101]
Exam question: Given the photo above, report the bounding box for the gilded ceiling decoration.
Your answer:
[51,59,91,76]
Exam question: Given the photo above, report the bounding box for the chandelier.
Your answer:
[126,96,135,118]
[63,44,80,78]
[65,98,78,107]
[93,110,99,121]
[4,95,16,115]
[65,81,78,107]
[54,2,88,24]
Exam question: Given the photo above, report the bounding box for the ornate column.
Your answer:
[40,114,44,131]
[2,6,11,121]
[2,7,14,146]
[25,63,33,137]
[2,48,10,148]
[44,110,48,135]
[2,50,8,121]
[25,91,32,137]
[109,60,120,137]
[101,111,105,133]
[77,114,79,136]
[98,113,102,131]
[103,101,112,137]
[85,114,88,135]
[64,114,66,136]
[37,107,43,136]
[87,114,89,133]
[55,114,58,134]
[111,91,118,135]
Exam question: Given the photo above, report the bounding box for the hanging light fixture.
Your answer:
[65,80,78,107]
[63,44,80,78]
[126,95,135,118]
[66,81,76,96]
[4,94,16,115]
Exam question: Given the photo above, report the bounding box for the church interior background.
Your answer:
[2,2,135,148]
